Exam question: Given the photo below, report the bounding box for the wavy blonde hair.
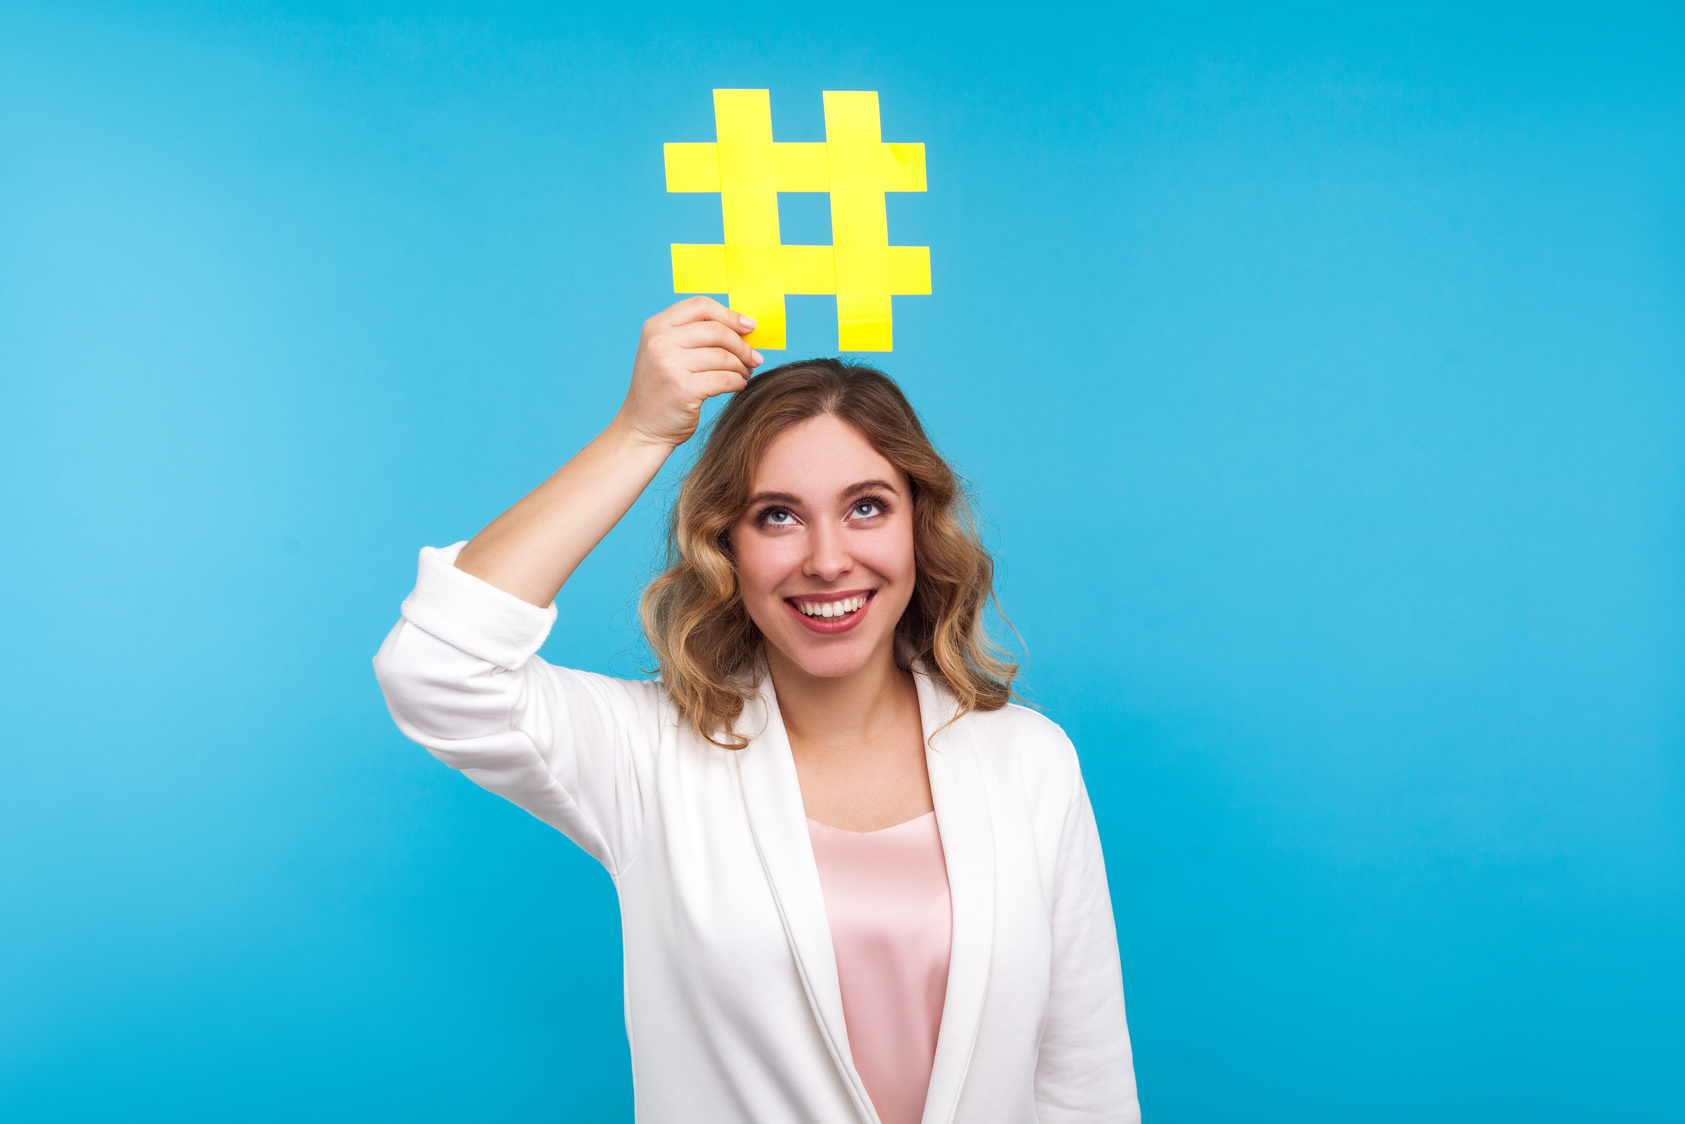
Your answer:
[640,358,1017,748]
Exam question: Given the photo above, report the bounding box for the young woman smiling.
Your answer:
[374,298,1139,1123]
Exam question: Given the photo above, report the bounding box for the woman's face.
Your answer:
[729,413,917,682]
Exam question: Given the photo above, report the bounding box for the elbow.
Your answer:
[372,618,432,736]
[371,617,472,744]
[371,617,526,745]
[372,618,419,702]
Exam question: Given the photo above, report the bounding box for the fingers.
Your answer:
[625,299,761,446]
[701,368,750,397]
[684,346,755,378]
[653,295,757,338]
[670,319,761,370]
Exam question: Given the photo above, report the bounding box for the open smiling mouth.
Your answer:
[785,590,876,631]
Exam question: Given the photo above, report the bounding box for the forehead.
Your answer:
[751,414,904,495]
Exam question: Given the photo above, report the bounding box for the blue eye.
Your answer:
[763,508,795,526]
[852,499,883,518]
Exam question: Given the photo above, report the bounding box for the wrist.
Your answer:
[605,413,682,455]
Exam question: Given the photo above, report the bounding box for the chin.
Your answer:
[790,650,875,680]
[766,628,889,681]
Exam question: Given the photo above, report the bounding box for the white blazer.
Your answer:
[374,543,1140,1123]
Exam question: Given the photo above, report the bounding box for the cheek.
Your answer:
[861,523,917,587]
[730,532,801,601]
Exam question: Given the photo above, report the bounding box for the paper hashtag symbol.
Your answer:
[664,89,931,352]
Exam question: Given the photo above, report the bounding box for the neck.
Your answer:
[764,642,918,753]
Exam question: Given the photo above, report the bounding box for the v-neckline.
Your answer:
[732,667,997,1124]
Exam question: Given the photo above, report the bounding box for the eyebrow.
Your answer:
[746,479,901,507]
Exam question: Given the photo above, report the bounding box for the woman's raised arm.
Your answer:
[453,297,762,607]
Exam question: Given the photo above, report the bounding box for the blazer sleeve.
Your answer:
[1034,767,1142,1122]
[371,542,663,875]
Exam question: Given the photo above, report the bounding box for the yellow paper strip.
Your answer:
[775,143,830,191]
[781,245,837,294]
[663,143,720,192]
[671,244,728,293]
[886,245,931,295]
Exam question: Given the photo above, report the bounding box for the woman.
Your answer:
[373,298,1140,1123]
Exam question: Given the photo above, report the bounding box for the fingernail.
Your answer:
[739,314,757,330]
[750,350,764,366]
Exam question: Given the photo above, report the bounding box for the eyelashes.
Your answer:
[752,494,893,527]
[849,494,891,519]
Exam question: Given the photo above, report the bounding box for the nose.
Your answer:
[802,517,852,583]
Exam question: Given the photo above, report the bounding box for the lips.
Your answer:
[784,590,876,635]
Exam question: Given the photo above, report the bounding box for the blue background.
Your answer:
[3,2,1681,1120]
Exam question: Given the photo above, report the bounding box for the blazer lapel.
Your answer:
[731,670,879,1123]
[918,672,997,1124]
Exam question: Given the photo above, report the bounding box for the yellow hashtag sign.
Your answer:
[664,89,931,351]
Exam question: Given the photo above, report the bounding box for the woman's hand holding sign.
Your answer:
[615,297,763,449]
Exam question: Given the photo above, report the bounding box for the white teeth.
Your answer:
[797,594,869,618]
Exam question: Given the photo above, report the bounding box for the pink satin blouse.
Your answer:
[806,812,953,1124]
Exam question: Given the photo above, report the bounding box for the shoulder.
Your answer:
[955,701,1083,792]
[962,699,1077,755]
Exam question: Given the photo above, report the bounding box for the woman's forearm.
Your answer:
[454,420,675,608]
[453,298,761,608]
